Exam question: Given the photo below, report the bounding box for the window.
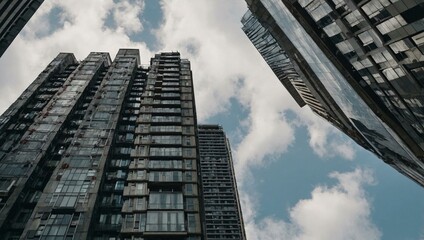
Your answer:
[371,50,394,63]
[389,40,409,53]
[101,195,117,206]
[323,22,341,37]
[412,32,424,46]
[35,124,55,132]
[187,214,199,233]
[50,195,77,208]
[161,92,180,97]
[126,183,146,195]
[361,0,391,19]
[128,197,146,211]
[151,116,181,123]
[124,213,146,230]
[161,100,181,105]
[150,125,182,133]
[149,147,182,157]
[93,112,111,120]
[149,171,183,182]
[129,170,146,180]
[185,198,197,211]
[111,159,130,167]
[151,108,181,113]
[307,1,332,22]
[376,15,407,35]
[344,10,364,27]
[151,135,182,144]
[185,160,195,170]
[382,67,405,80]
[148,160,182,169]
[162,87,180,91]
[185,171,194,181]
[335,40,354,54]
[116,147,132,155]
[358,30,375,46]
[149,192,183,209]
[146,211,185,231]
[162,82,180,86]
[299,0,313,7]
[99,214,122,225]
[114,181,125,191]
[184,184,197,195]
[134,146,147,156]
[55,181,91,194]
[36,214,79,238]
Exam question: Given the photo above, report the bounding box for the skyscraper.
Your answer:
[198,125,246,240]
[0,49,245,239]
[0,0,44,57]
[242,0,424,186]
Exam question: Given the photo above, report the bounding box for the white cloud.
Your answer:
[155,1,302,119]
[296,108,356,160]
[0,0,151,114]
[243,168,381,240]
[112,0,145,34]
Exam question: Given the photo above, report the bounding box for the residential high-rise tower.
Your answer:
[198,125,246,240]
[0,49,245,239]
[242,0,424,186]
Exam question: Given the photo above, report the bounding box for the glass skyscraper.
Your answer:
[0,0,44,57]
[0,49,245,239]
[242,0,424,186]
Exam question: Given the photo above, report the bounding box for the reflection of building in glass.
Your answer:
[0,49,245,239]
[0,0,44,57]
[198,125,246,240]
[242,0,424,186]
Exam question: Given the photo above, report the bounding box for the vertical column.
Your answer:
[120,52,203,239]
[198,125,246,240]
[92,61,148,239]
[20,51,116,239]
[0,52,109,238]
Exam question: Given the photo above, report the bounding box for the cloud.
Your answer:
[112,0,145,34]
[243,168,381,240]
[155,1,297,120]
[0,0,151,114]
[295,108,356,160]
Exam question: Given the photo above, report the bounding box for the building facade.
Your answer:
[0,49,245,239]
[242,0,424,186]
[0,0,44,57]
[198,125,246,240]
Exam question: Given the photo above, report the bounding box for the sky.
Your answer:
[0,0,423,239]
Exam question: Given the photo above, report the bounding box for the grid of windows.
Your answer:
[243,0,424,187]
[0,51,229,239]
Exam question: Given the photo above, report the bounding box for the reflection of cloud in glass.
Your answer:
[260,0,417,162]
[350,118,386,141]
